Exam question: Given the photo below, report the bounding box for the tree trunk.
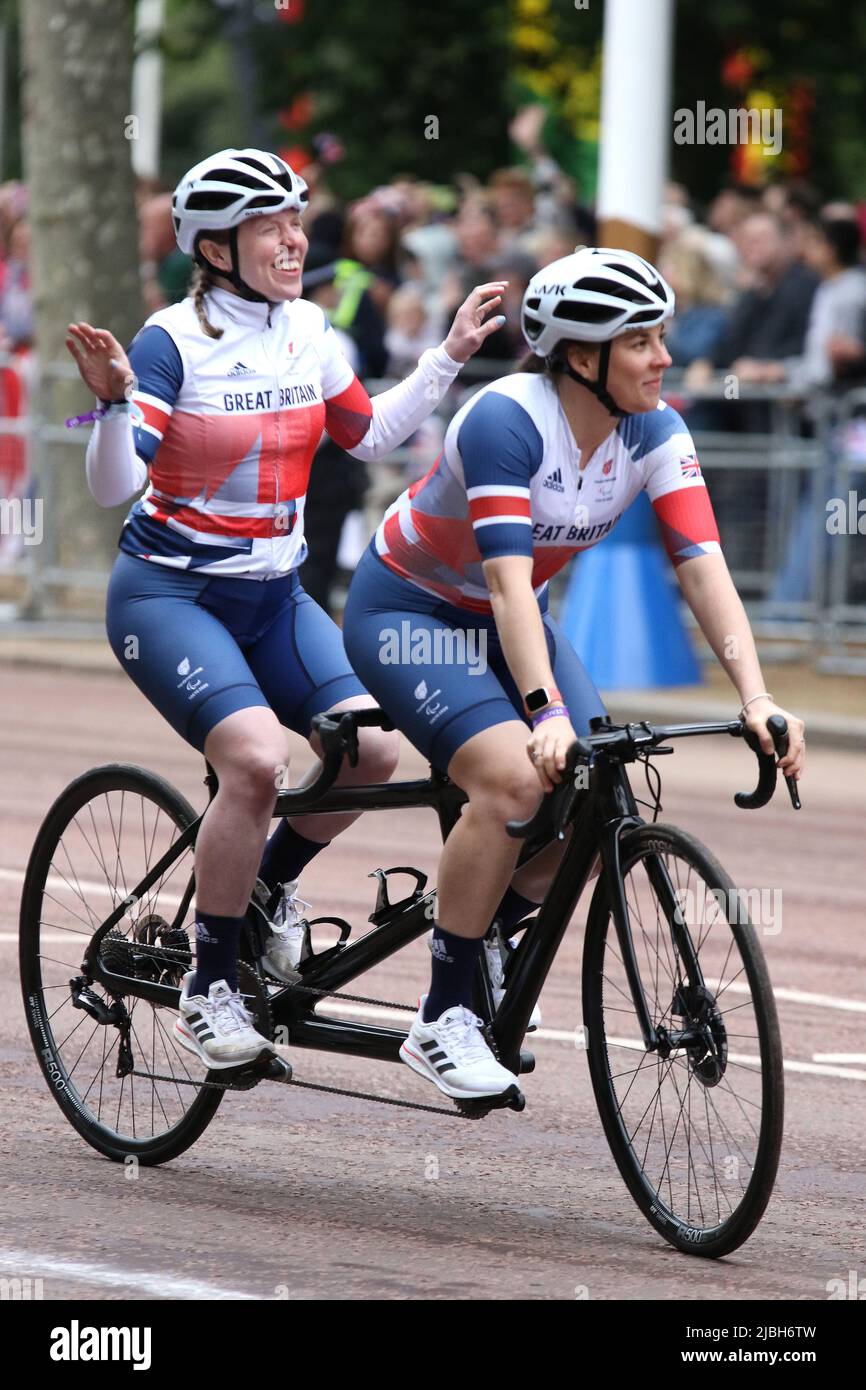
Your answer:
[20,0,143,609]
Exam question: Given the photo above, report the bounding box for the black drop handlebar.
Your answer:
[269,708,801,835]
[506,712,801,840]
[276,708,396,804]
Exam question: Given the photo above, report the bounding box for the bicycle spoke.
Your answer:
[590,827,779,1243]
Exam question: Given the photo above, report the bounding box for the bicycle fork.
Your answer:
[598,793,708,1057]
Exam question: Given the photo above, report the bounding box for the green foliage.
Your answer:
[247,0,512,198]
[2,0,865,202]
[675,0,866,202]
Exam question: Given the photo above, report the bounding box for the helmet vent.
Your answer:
[206,167,268,191]
[186,190,240,212]
[246,193,286,209]
[578,275,652,304]
[608,261,647,284]
[554,300,621,324]
[236,155,276,178]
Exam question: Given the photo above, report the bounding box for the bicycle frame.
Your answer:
[81,710,795,1082]
[81,755,613,1073]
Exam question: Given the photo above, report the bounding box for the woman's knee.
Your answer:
[354,728,400,782]
[206,715,289,809]
[466,761,542,826]
[213,743,287,807]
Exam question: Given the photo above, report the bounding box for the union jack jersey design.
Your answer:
[374,373,722,613]
[120,286,373,577]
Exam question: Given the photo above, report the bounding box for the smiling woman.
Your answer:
[63,146,510,1076]
[341,244,806,1102]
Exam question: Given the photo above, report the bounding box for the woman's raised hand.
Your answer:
[66,322,134,403]
[443,281,508,364]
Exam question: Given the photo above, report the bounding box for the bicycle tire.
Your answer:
[20,763,223,1165]
[581,822,784,1258]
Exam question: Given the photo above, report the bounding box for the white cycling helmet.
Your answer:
[521,247,675,415]
[172,148,308,255]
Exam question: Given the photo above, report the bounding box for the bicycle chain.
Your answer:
[130,1067,457,1115]
[102,935,418,1013]
[106,934,466,1115]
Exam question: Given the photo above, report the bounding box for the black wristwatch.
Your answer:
[523,685,562,716]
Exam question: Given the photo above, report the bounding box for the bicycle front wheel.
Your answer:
[20,764,223,1164]
[582,823,784,1258]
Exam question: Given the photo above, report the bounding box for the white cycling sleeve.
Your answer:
[85,406,148,508]
[345,343,463,463]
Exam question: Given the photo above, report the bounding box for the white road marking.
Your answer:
[0,1248,261,1300]
[0,866,185,907]
[725,981,866,1014]
[812,1052,866,1064]
[309,1000,866,1081]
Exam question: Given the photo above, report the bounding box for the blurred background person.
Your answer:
[342,194,404,313]
[782,214,866,392]
[298,243,385,615]
[138,191,193,311]
[686,210,817,392]
[660,226,732,368]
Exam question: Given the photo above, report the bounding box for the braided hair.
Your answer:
[190,230,231,339]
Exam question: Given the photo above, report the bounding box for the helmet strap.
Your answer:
[550,339,626,418]
[194,227,270,304]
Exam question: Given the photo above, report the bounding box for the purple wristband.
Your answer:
[65,400,144,429]
[530,703,569,729]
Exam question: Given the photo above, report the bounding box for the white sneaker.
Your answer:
[260,879,311,982]
[173,974,276,1070]
[400,995,520,1099]
[484,932,542,1031]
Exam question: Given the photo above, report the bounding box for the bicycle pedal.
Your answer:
[455,1083,525,1120]
[214,1047,281,1091]
[265,1054,293,1084]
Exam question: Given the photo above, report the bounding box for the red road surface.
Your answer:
[1,664,863,1300]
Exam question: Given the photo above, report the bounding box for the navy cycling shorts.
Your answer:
[343,543,607,772]
[106,553,367,752]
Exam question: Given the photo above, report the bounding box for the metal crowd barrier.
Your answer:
[0,352,864,673]
[818,385,866,674]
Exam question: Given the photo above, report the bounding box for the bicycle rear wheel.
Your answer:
[20,764,223,1164]
[582,822,783,1257]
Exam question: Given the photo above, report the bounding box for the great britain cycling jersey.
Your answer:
[373,372,721,613]
[120,285,377,578]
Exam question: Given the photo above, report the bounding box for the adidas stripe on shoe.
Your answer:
[399,996,520,1099]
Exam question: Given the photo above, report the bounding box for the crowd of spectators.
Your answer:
[4,119,865,398]
[2,112,866,601]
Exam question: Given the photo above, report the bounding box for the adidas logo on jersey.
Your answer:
[227,361,255,377]
[543,467,565,493]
